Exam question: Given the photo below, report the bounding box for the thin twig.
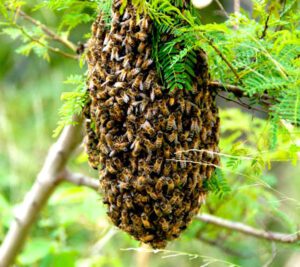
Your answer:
[214,0,229,18]
[209,80,276,103]
[15,24,78,60]
[217,92,268,114]
[260,14,271,39]
[196,214,300,244]
[206,39,242,83]
[16,9,77,52]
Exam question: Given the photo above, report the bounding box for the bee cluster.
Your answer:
[84,0,220,248]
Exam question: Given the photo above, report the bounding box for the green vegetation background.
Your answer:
[0,0,300,266]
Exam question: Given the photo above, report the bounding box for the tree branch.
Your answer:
[0,117,83,267]
[14,23,78,60]
[60,172,300,245]
[16,9,77,52]
[63,171,99,191]
[196,214,300,244]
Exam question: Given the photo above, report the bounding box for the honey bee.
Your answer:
[171,161,178,172]
[112,11,121,23]
[99,143,110,155]
[106,159,117,174]
[125,196,134,209]
[132,74,144,90]
[144,204,152,214]
[104,96,114,107]
[169,96,176,106]
[121,209,129,225]
[144,47,152,60]
[201,126,207,142]
[206,109,217,123]
[135,175,147,191]
[127,114,137,124]
[167,131,178,143]
[150,85,162,101]
[118,181,129,193]
[102,40,113,53]
[140,234,154,243]
[141,120,155,137]
[122,53,133,69]
[141,213,152,229]
[111,32,123,42]
[146,185,159,200]
[174,206,186,217]
[188,173,199,192]
[135,193,149,203]
[163,162,172,176]
[155,131,163,148]
[121,224,134,234]
[131,137,143,157]
[198,192,207,205]
[139,17,149,31]
[144,70,155,90]
[138,42,147,53]
[180,171,188,186]
[191,81,198,95]
[144,138,156,153]
[117,69,129,81]
[185,100,192,115]
[125,128,134,143]
[110,46,120,61]
[157,116,166,129]
[116,195,122,207]
[104,120,115,130]
[129,18,136,32]
[184,201,191,212]
[160,202,172,214]
[153,203,162,217]
[170,189,181,205]
[159,218,169,232]
[155,177,165,192]
[164,146,171,159]
[131,213,142,225]
[135,31,148,41]
[97,88,108,100]
[122,33,135,54]
[153,157,163,174]
[105,133,114,148]
[141,59,153,70]
[122,8,130,20]
[114,81,127,89]
[139,98,149,113]
[114,141,129,152]
[100,51,108,65]
[177,98,185,113]
[129,157,138,173]
[127,68,141,80]
[166,177,174,193]
[191,117,201,133]
[161,99,170,116]
[135,55,144,68]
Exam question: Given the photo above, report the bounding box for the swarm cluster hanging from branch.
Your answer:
[84,0,220,248]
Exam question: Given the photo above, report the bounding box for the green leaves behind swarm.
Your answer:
[204,169,231,199]
[53,75,88,137]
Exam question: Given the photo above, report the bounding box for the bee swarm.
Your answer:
[84,0,220,249]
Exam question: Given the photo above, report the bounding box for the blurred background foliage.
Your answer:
[0,0,300,266]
